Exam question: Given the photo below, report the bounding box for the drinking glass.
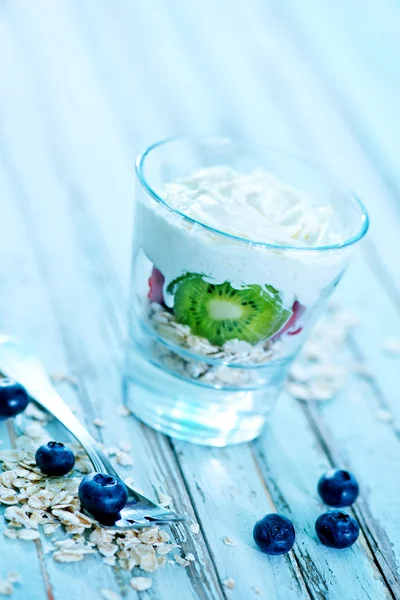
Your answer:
[124,138,369,446]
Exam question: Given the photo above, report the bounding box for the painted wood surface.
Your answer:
[0,1,399,598]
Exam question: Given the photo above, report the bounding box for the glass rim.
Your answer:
[135,136,370,252]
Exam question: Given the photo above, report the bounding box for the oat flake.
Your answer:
[174,555,191,568]
[190,524,200,537]
[223,578,236,590]
[158,492,172,507]
[115,451,133,467]
[16,529,40,541]
[130,577,152,591]
[222,536,237,546]
[117,404,131,417]
[0,580,13,596]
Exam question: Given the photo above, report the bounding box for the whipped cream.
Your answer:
[164,167,344,247]
[136,167,354,307]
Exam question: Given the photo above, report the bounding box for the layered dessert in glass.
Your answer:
[125,138,368,445]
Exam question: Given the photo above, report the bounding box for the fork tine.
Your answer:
[106,513,186,530]
[146,513,187,523]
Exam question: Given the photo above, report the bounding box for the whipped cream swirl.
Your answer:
[164,167,343,247]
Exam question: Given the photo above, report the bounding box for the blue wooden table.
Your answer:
[1,1,400,598]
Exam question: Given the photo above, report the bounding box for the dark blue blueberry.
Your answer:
[253,513,295,555]
[0,378,29,419]
[78,473,128,523]
[315,510,359,549]
[35,441,75,476]
[318,469,359,507]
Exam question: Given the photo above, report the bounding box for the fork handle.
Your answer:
[0,341,118,476]
[31,381,117,476]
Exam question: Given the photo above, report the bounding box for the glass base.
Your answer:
[124,342,286,446]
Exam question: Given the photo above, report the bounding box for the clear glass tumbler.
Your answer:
[125,138,369,446]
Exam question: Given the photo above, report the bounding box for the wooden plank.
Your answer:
[0,159,125,599]
[0,127,224,599]
[275,0,400,188]
[253,395,392,600]
[0,11,309,595]
[202,4,400,593]
[336,256,400,425]
[241,4,400,591]
[172,440,310,599]
[2,1,400,599]
[175,394,391,600]
[262,0,400,296]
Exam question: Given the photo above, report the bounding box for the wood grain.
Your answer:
[1,1,399,598]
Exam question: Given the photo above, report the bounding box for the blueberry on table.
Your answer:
[35,441,75,476]
[253,513,295,555]
[78,473,128,523]
[0,378,29,418]
[315,510,360,549]
[318,469,359,507]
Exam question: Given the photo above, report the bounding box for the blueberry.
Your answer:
[318,469,359,507]
[253,513,295,555]
[78,473,128,523]
[0,378,29,419]
[35,441,75,476]
[315,510,359,549]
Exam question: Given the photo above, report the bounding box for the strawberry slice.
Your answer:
[148,267,165,305]
[274,300,306,338]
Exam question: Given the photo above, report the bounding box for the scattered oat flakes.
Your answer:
[6,574,21,585]
[130,577,152,591]
[0,580,13,596]
[100,590,121,600]
[223,578,236,590]
[158,492,172,507]
[286,308,358,403]
[93,418,106,428]
[222,536,237,546]
[0,397,181,584]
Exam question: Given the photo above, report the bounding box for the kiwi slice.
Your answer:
[173,276,291,346]
[166,272,201,296]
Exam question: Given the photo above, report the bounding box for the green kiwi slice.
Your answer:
[173,276,291,346]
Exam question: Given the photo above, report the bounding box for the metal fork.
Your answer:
[0,336,186,529]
